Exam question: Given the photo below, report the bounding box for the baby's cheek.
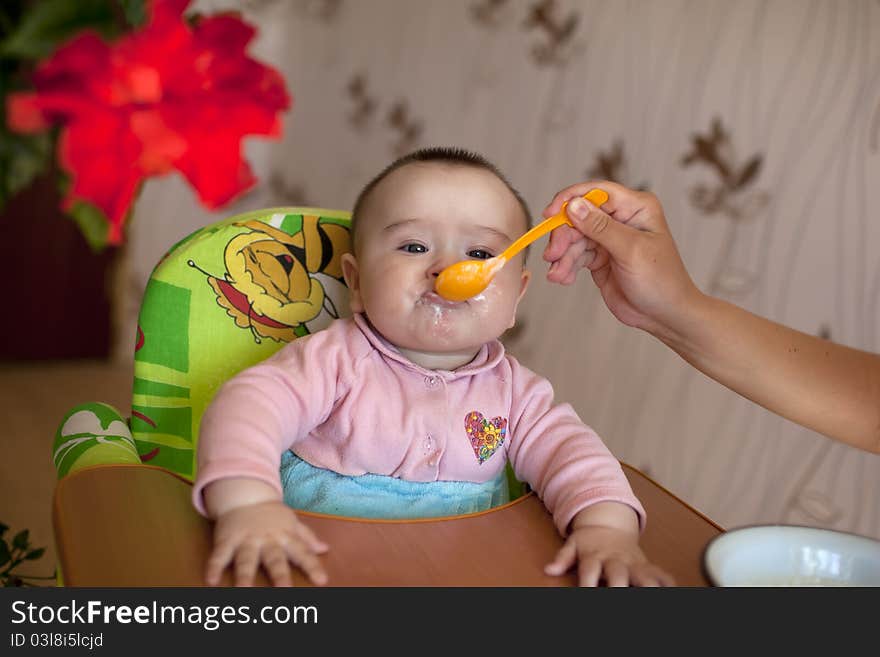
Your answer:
[469,283,516,324]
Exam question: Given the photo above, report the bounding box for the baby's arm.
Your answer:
[193,328,360,586]
[194,367,325,586]
[505,359,673,585]
[544,501,673,586]
[203,477,328,587]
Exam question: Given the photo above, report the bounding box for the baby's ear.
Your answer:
[518,268,531,299]
[508,268,531,328]
[341,253,364,313]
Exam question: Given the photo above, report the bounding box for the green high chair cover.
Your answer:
[55,207,352,480]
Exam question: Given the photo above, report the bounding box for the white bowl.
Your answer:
[703,524,880,587]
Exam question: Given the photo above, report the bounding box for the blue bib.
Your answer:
[280,451,509,519]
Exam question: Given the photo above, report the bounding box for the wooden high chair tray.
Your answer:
[53,462,722,586]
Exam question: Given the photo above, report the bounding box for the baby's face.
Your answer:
[342,162,530,369]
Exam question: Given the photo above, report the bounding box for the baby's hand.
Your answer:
[544,525,675,587]
[205,500,329,587]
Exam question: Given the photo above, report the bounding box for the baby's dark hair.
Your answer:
[350,146,532,253]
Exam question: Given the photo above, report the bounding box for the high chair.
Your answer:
[53,207,354,484]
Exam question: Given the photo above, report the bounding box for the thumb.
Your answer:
[565,196,637,260]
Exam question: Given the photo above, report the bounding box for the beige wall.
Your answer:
[121,0,880,538]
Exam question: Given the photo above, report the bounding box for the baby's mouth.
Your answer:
[419,291,465,309]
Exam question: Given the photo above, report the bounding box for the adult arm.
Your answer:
[542,181,880,454]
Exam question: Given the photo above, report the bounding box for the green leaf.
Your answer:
[12,529,29,551]
[25,547,46,561]
[0,522,7,537]
[0,0,120,60]
[67,200,111,252]
[118,0,148,28]
[0,131,52,205]
[0,539,10,567]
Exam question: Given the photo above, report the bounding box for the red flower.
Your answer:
[6,0,290,245]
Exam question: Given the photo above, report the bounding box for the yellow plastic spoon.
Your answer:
[434,187,609,301]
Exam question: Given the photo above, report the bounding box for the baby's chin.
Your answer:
[387,322,469,350]
[368,302,506,354]
[375,320,483,358]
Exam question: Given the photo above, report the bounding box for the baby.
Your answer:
[192,147,673,587]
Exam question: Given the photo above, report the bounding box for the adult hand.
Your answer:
[542,180,700,338]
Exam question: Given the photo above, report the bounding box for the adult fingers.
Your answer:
[590,257,612,290]
[544,180,668,234]
[543,180,615,218]
[564,196,643,263]
[547,235,589,283]
[585,245,610,273]
[543,223,586,263]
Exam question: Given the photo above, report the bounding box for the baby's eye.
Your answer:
[467,249,493,260]
[400,242,427,254]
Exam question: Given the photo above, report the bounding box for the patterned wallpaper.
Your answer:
[123,0,880,538]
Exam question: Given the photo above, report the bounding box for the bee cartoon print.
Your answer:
[191,214,350,343]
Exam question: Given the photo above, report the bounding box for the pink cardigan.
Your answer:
[193,314,645,535]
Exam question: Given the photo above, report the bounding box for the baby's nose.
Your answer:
[427,253,457,278]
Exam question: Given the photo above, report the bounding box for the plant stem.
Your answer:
[0,560,24,578]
